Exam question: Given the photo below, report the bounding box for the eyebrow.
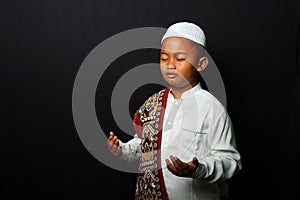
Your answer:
[160,51,188,55]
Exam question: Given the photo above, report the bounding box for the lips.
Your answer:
[166,73,177,78]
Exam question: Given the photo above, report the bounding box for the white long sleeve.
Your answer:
[193,110,241,183]
[119,133,142,162]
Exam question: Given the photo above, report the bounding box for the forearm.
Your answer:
[119,134,141,162]
[192,149,241,183]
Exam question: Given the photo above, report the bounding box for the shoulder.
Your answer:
[137,88,168,112]
[196,89,227,114]
[195,90,233,127]
[143,88,168,103]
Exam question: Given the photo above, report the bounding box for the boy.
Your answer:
[107,21,242,200]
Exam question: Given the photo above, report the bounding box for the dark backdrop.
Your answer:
[1,0,299,200]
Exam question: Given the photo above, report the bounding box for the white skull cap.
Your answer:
[161,22,206,47]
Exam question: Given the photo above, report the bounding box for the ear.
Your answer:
[196,57,209,72]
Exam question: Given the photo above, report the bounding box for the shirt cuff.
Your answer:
[191,162,206,179]
[118,140,140,161]
[118,140,128,160]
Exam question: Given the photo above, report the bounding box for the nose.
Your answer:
[166,58,176,70]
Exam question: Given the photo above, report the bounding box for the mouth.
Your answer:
[166,73,177,78]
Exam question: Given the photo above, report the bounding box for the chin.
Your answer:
[163,79,178,87]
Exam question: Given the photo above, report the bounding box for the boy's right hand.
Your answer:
[107,131,123,157]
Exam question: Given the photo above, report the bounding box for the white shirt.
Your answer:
[120,83,242,200]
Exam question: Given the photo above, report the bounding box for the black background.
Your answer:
[1,0,299,199]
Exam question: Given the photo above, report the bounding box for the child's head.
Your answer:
[160,22,209,89]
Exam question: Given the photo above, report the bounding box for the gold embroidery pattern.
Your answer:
[135,89,166,200]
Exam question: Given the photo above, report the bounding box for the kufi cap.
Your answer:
[161,22,206,47]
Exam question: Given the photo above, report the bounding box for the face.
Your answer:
[160,37,200,90]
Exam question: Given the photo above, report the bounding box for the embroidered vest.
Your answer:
[133,88,170,200]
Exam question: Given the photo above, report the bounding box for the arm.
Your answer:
[119,133,142,162]
[107,131,141,162]
[192,111,242,183]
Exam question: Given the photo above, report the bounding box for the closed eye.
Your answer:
[160,55,168,61]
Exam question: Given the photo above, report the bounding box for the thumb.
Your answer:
[192,157,199,166]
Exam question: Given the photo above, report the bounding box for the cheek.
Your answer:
[159,65,166,75]
[159,64,164,71]
[179,66,197,79]
[177,63,193,74]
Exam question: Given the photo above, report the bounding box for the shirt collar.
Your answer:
[168,83,202,100]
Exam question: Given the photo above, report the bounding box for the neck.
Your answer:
[170,82,198,99]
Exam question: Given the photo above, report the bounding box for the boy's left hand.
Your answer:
[165,155,199,177]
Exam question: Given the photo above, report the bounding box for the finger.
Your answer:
[111,138,119,148]
[173,156,186,168]
[107,137,117,150]
[169,155,177,162]
[107,136,113,146]
[108,141,115,151]
[107,134,116,143]
[109,135,116,144]
[115,137,120,146]
[112,136,119,146]
[165,159,178,175]
[165,158,172,166]
[169,155,182,170]
[109,131,115,139]
[107,136,113,144]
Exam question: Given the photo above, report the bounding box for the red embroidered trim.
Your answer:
[133,87,171,200]
[156,87,170,200]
